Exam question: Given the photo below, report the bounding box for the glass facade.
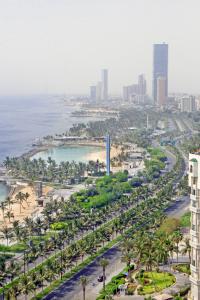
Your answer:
[153,43,168,102]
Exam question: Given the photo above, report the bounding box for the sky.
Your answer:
[0,0,199,96]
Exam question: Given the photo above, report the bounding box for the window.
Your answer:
[192,224,196,231]
[192,189,196,195]
[193,178,197,185]
[192,201,196,207]
[192,259,196,266]
[190,165,193,173]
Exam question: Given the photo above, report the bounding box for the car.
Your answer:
[97,275,106,282]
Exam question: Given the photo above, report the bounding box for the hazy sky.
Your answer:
[0,0,199,95]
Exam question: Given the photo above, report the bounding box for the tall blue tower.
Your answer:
[153,43,168,103]
[106,135,111,176]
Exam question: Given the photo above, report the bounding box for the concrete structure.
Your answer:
[106,135,111,176]
[157,76,167,107]
[153,43,168,103]
[90,85,97,101]
[35,181,43,198]
[180,95,196,112]
[188,152,200,300]
[102,69,108,101]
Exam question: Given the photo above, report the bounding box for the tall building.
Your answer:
[153,43,168,103]
[188,152,200,300]
[96,81,103,101]
[123,74,147,103]
[157,77,167,107]
[90,86,97,101]
[101,69,108,101]
[180,95,196,112]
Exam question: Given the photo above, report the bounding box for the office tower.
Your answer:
[96,81,103,101]
[188,153,200,300]
[106,135,111,176]
[101,69,108,101]
[153,43,168,103]
[90,86,97,101]
[138,74,147,95]
[180,95,196,112]
[157,77,167,107]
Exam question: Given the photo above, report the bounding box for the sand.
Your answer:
[0,185,52,229]
[85,144,122,162]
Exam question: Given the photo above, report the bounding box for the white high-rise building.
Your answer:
[180,96,196,112]
[101,69,108,101]
[189,152,200,300]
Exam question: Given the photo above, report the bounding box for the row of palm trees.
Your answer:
[1,174,178,299]
[0,146,183,274]
[4,156,107,183]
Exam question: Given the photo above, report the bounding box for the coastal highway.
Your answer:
[44,194,190,300]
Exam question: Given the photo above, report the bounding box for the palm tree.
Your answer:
[5,197,13,210]
[173,230,183,263]
[99,258,109,291]
[181,237,191,262]
[24,193,30,207]
[80,275,88,300]
[15,192,25,214]
[20,275,34,300]
[5,210,14,223]
[121,251,134,281]
[0,226,13,246]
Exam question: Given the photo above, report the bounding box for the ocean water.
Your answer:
[0,95,103,201]
[0,95,99,162]
[0,182,9,202]
[32,145,104,164]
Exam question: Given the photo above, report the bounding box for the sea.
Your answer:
[0,94,103,201]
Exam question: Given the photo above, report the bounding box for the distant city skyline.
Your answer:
[0,1,200,95]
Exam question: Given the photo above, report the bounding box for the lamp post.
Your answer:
[105,135,111,176]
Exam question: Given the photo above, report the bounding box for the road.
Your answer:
[44,189,190,300]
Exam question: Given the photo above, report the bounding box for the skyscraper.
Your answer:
[157,77,166,107]
[153,43,168,103]
[90,86,97,101]
[101,69,108,101]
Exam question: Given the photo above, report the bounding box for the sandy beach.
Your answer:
[85,144,122,162]
[0,185,52,229]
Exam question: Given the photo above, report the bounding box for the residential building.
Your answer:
[180,96,196,112]
[188,152,200,300]
[153,43,168,103]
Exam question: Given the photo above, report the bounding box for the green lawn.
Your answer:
[180,211,191,228]
[138,271,176,295]
[173,264,190,275]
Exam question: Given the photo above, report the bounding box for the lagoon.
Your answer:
[32,145,105,164]
[0,182,9,202]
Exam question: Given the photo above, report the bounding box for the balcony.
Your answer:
[191,207,200,214]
